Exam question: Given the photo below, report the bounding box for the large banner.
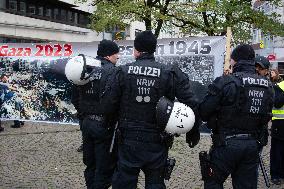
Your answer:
[0,37,225,123]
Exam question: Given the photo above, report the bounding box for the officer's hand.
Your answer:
[186,128,200,148]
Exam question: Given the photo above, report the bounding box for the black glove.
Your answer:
[186,116,201,148]
[161,132,175,149]
[186,127,200,148]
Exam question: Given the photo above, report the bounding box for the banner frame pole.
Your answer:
[224,27,232,72]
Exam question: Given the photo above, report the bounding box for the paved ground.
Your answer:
[0,121,282,189]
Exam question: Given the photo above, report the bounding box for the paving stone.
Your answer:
[0,121,279,189]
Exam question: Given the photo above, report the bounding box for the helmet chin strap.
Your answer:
[78,54,87,80]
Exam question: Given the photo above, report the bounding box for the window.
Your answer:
[3,1,90,28]
[0,0,6,9]
[6,38,17,43]
[278,63,284,76]
[28,4,36,15]
[19,1,26,14]
[78,14,86,25]
[67,11,74,23]
[0,37,6,43]
[61,9,67,21]
[9,0,17,11]
[74,12,78,24]
[45,7,52,18]
[264,34,273,48]
[38,6,43,16]
[54,8,60,20]
[0,37,47,43]
[262,2,272,13]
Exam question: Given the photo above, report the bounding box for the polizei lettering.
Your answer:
[242,77,268,87]
[128,66,161,77]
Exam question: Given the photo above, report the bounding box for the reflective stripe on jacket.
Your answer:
[272,81,284,120]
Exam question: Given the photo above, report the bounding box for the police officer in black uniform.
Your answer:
[199,44,274,189]
[80,40,119,189]
[71,84,84,152]
[106,30,200,189]
[254,56,271,149]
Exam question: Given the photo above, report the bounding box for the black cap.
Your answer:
[255,56,270,69]
[231,44,255,62]
[134,30,157,53]
[97,39,119,57]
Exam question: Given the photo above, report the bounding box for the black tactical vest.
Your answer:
[217,72,274,132]
[80,61,115,115]
[119,59,172,129]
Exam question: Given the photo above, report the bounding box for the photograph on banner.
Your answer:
[0,37,225,124]
[0,56,74,123]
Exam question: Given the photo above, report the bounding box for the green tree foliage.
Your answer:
[76,0,284,42]
[171,0,284,43]
[76,0,175,37]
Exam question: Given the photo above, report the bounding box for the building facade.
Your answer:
[0,0,149,43]
[0,0,103,42]
[252,0,284,62]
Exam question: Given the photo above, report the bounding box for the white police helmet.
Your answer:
[65,54,101,85]
[156,96,195,134]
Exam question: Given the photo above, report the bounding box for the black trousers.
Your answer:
[112,136,168,189]
[204,138,259,189]
[79,119,83,144]
[79,119,83,131]
[82,117,116,189]
[270,137,284,179]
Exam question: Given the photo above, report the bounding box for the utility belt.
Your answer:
[122,130,162,143]
[116,129,174,148]
[85,114,105,122]
[212,132,258,147]
[225,133,255,140]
